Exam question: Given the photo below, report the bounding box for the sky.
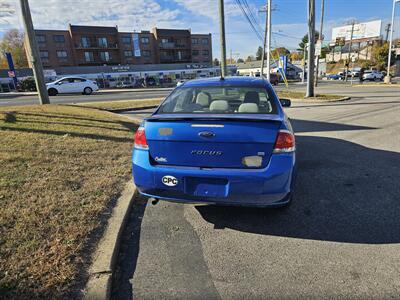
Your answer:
[0,0,399,59]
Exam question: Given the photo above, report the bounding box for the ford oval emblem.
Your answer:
[198,131,215,138]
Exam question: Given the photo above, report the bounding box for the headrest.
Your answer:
[209,100,229,112]
[244,91,260,105]
[238,103,259,113]
[196,92,211,107]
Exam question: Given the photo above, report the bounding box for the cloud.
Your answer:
[0,0,182,33]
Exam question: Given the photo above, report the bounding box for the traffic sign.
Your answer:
[8,70,15,78]
[335,37,345,47]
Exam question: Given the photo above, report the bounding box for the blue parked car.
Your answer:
[132,77,296,207]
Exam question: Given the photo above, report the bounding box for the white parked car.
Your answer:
[46,77,99,96]
[362,71,384,81]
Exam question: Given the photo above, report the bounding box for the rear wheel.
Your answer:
[48,88,58,96]
[83,87,93,95]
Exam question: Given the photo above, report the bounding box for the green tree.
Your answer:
[0,29,28,69]
[371,42,395,71]
[298,31,320,52]
[213,58,220,66]
[237,58,244,63]
[256,46,263,60]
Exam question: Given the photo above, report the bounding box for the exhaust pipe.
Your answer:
[151,198,159,205]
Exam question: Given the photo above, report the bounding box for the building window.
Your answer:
[141,37,149,44]
[81,37,91,48]
[36,35,46,43]
[98,37,108,48]
[53,35,65,43]
[161,38,169,44]
[143,50,151,57]
[100,51,111,62]
[202,50,209,56]
[39,50,49,58]
[122,36,131,44]
[201,38,209,45]
[192,50,199,56]
[124,50,133,57]
[84,51,94,62]
[192,38,198,44]
[56,50,68,58]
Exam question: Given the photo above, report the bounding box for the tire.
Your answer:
[83,87,93,95]
[48,88,58,96]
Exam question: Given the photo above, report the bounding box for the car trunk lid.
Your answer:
[144,115,281,169]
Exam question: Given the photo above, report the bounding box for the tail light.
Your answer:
[134,126,149,150]
[273,130,295,153]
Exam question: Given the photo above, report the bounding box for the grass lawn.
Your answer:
[78,98,163,111]
[0,105,137,299]
[277,91,345,101]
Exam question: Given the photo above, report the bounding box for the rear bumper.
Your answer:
[132,149,296,207]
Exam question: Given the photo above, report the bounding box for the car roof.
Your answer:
[58,76,86,80]
[182,76,270,88]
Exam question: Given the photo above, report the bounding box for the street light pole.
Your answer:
[19,0,50,104]
[385,0,399,83]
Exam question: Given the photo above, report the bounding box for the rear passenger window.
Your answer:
[158,86,277,114]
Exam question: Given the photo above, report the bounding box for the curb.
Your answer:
[106,105,159,113]
[288,96,351,103]
[84,181,137,300]
[352,84,399,88]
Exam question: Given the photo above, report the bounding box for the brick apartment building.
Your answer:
[27,25,212,69]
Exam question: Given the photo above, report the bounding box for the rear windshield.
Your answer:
[157,86,278,114]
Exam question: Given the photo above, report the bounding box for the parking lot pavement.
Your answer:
[113,87,400,299]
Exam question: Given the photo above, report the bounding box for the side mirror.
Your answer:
[279,98,291,107]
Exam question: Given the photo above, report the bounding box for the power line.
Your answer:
[235,0,263,42]
[242,0,264,33]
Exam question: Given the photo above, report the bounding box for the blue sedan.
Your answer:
[132,76,296,207]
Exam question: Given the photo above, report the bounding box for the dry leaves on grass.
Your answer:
[0,105,138,299]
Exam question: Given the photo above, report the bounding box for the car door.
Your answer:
[69,78,85,93]
[56,78,72,93]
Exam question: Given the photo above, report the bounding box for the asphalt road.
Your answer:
[0,89,171,107]
[113,84,400,299]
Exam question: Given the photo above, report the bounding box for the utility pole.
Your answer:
[314,0,324,87]
[385,0,399,83]
[260,1,268,77]
[218,0,227,78]
[302,46,306,83]
[345,20,355,83]
[306,0,315,97]
[260,0,272,80]
[266,0,272,81]
[19,0,49,104]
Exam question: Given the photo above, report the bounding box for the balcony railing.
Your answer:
[75,43,119,49]
[159,42,188,49]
